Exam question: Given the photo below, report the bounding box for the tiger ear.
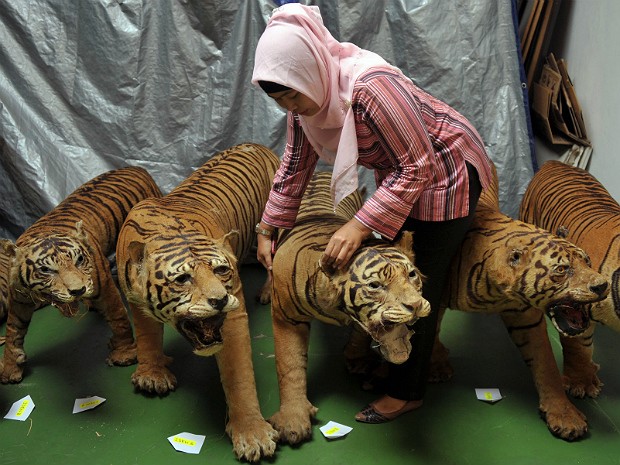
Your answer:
[394,230,415,262]
[125,241,147,298]
[74,221,89,241]
[318,258,337,277]
[0,239,16,258]
[127,241,146,264]
[219,230,240,254]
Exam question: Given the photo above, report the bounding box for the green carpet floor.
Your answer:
[1,264,619,465]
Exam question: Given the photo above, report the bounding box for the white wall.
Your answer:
[534,0,620,201]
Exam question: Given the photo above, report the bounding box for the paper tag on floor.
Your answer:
[320,421,352,439]
[4,395,35,421]
[168,432,206,454]
[475,388,503,403]
[73,396,106,414]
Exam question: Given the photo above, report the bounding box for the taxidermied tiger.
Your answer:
[115,143,280,462]
[269,171,431,445]
[0,166,161,384]
[431,163,609,441]
[519,160,620,399]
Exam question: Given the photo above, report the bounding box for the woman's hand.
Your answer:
[256,223,275,276]
[322,218,373,270]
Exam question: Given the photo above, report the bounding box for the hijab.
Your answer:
[251,3,397,206]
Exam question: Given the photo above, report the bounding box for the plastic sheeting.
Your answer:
[0,0,533,241]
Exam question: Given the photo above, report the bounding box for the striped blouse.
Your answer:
[261,69,494,240]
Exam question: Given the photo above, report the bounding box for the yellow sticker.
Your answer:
[173,437,197,447]
[325,427,340,435]
[80,400,101,409]
[484,392,493,400]
[15,400,30,417]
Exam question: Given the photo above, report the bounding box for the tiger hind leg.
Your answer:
[91,269,137,366]
[0,301,35,383]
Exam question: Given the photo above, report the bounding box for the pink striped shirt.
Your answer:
[262,69,494,240]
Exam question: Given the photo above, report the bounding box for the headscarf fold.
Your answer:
[252,3,397,205]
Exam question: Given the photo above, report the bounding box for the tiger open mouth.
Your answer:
[52,300,82,318]
[546,300,590,337]
[367,321,416,365]
[175,313,227,357]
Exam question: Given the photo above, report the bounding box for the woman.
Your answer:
[252,3,493,423]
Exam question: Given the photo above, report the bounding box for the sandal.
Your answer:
[355,399,421,424]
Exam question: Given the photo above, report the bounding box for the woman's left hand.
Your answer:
[322,218,373,270]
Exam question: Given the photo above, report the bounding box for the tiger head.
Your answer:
[1,222,95,317]
[317,231,430,364]
[122,230,241,357]
[470,227,610,337]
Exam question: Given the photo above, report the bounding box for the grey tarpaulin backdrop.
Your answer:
[0,0,533,241]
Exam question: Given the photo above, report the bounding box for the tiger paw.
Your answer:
[0,360,25,384]
[106,342,138,367]
[268,402,318,445]
[564,374,603,399]
[131,364,177,395]
[428,358,454,383]
[227,416,279,463]
[539,402,588,441]
[255,274,272,305]
[563,362,602,398]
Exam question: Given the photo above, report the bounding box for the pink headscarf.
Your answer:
[251,3,397,206]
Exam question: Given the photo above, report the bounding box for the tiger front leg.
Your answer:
[216,304,278,462]
[0,301,35,384]
[501,309,587,441]
[560,327,603,398]
[269,309,318,445]
[130,304,176,395]
[92,265,137,366]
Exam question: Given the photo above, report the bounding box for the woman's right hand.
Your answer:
[257,232,274,274]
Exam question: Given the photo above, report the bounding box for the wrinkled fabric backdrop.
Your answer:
[0,0,533,241]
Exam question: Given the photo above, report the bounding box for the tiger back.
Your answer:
[519,160,620,398]
[269,171,430,445]
[115,143,280,462]
[433,162,609,441]
[0,166,162,384]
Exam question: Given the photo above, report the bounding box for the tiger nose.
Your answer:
[208,295,229,311]
[69,286,86,297]
[591,281,609,298]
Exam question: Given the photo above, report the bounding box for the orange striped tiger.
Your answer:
[519,160,620,398]
[269,171,430,445]
[0,166,161,384]
[431,163,609,441]
[115,143,280,462]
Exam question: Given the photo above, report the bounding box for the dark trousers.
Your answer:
[385,163,482,401]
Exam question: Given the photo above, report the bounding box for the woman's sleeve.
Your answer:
[353,74,434,240]
[262,112,319,229]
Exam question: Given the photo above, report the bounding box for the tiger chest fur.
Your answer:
[0,166,161,384]
[520,160,620,399]
[115,143,280,463]
[268,171,430,445]
[433,165,609,441]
